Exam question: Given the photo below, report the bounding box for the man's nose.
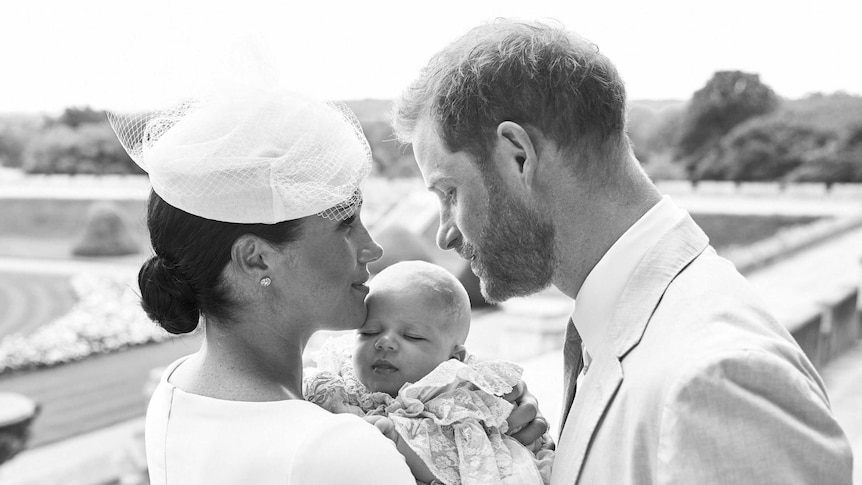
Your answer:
[436,214,462,251]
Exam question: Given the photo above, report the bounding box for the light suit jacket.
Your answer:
[551,214,853,485]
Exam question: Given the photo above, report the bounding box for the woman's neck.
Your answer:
[174,316,308,401]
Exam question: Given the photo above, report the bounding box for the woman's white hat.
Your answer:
[108,88,371,223]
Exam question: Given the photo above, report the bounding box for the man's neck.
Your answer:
[550,174,662,300]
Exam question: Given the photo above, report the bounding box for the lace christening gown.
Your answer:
[303,336,554,485]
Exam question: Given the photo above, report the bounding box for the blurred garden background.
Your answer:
[1,0,862,483]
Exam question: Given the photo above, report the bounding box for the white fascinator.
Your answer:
[107,82,370,224]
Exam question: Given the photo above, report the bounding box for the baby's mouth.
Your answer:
[371,359,398,374]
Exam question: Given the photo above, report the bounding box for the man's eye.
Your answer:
[443,189,456,203]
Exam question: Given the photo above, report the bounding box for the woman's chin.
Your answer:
[329,305,367,332]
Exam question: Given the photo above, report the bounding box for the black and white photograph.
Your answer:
[0,1,859,483]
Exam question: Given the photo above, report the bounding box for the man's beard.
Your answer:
[458,180,556,303]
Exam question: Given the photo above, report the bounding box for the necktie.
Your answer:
[559,318,584,434]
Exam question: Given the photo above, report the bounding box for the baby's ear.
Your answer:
[450,344,467,362]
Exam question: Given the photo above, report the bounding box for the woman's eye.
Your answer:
[341,214,357,228]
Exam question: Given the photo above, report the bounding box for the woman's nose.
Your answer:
[374,334,396,351]
[358,229,383,264]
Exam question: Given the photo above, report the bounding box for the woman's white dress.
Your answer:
[145,356,414,485]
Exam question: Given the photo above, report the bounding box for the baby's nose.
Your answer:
[374,335,396,351]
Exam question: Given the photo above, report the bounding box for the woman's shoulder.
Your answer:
[146,383,412,484]
[290,412,414,484]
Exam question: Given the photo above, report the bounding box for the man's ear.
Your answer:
[496,121,539,190]
[450,344,468,362]
[230,234,271,280]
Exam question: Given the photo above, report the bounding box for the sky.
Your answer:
[2,0,861,113]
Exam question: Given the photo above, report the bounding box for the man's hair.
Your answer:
[394,19,628,165]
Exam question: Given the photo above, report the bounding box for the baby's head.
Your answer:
[353,260,471,396]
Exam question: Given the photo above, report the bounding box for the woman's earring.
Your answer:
[260,277,272,287]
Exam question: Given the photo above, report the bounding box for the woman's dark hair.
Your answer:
[138,191,303,334]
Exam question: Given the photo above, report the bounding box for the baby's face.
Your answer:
[353,287,458,396]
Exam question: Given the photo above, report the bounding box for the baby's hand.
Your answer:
[363,415,398,442]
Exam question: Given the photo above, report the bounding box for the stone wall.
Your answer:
[656,180,862,199]
[791,284,860,370]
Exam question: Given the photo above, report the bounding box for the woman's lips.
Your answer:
[351,282,370,294]
[352,273,370,293]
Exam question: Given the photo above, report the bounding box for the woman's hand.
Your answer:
[503,381,550,446]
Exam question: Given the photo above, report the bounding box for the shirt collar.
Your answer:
[571,196,686,362]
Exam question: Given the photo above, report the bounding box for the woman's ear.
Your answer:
[450,344,468,362]
[231,234,270,279]
[496,121,539,191]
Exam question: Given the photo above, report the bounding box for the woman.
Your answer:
[110,89,415,484]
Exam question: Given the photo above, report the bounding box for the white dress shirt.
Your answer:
[573,195,686,386]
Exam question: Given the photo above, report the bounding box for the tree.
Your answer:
[786,122,862,183]
[676,71,779,178]
[693,94,862,183]
[360,119,419,178]
[0,117,41,168]
[693,118,834,181]
[22,122,142,175]
[56,106,105,128]
[0,126,29,168]
[628,105,687,180]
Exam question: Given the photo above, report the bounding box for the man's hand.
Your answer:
[503,381,550,445]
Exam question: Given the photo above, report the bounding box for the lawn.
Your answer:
[690,213,822,251]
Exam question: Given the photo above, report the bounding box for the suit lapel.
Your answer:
[554,356,623,483]
[553,214,709,484]
[607,214,709,359]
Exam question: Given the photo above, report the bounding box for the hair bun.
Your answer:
[138,256,200,334]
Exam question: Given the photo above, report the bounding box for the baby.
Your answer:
[352,259,471,397]
[304,260,553,485]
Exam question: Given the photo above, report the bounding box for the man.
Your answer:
[394,20,853,484]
